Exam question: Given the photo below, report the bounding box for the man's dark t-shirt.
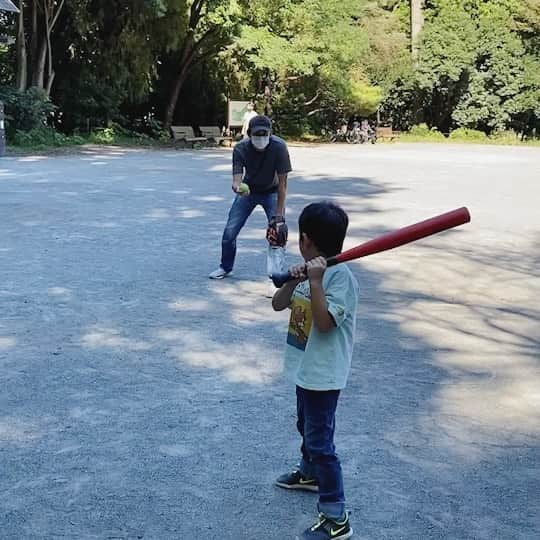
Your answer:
[232,135,292,194]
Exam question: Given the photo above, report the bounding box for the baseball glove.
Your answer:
[266,215,288,247]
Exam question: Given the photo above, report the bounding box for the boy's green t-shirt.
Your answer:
[283,264,359,390]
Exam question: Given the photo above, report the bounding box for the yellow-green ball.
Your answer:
[238,183,250,195]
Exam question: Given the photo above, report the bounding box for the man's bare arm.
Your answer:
[232,173,243,192]
[276,174,288,216]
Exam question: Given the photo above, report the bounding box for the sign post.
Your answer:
[227,101,250,128]
[0,101,6,157]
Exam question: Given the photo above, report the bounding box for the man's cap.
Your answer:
[249,115,272,134]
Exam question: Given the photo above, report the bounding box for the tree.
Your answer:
[15,1,26,90]
[14,0,66,95]
[162,0,240,128]
[52,0,170,130]
[381,0,540,134]
[451,7,524,132]
[410,0,424,59]
[233,0,384,132]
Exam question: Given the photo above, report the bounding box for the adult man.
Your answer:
[209,115,291,296]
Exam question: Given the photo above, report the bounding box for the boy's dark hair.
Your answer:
[298,201,349,257]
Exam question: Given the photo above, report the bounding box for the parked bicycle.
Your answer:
[329,123,349,143]
[347,120,377,144]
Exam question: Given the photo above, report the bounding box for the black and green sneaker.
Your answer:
[297,512,353,540]
[275,469,319,492]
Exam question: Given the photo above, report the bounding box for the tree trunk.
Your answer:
[32,36,47,88]
[30,0,38,81]
[16,1,27,91]
[44,0,52,96]
[163,1,210,129]
[164,63,193,129]
[29,0,65,92]
[45,71,55,96]
[411,0,424,59]
[163,34,197,129]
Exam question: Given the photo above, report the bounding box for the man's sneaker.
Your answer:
[208,267,231,279]
[297,512,353,540]
[275,469,319,492]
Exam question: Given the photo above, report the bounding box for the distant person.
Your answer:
[209,115,292,297]
[360,118,374,143]
[241,102,258,139]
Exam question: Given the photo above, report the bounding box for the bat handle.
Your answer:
[271,271,293,288]
[271,257,338,288]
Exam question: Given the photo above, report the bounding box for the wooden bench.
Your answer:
[170,126,208,148]
[199,126,232,146]
[376,126,401,142]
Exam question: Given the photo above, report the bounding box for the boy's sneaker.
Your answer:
[297,512,353,540]
[275,469,319,492]
[208,267,231,279]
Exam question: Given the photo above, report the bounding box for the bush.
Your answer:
[0,87,55,134]
[89,124,153,144]
[89,127,116,144]
[12,127,85,147]
[449,127,488,141]
[407,123,446,140]
[132,117,170,141]
[489,130,521,142]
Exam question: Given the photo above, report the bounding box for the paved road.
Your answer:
[1,143,539,539]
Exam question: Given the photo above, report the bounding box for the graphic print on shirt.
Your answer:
[287,284,312,351]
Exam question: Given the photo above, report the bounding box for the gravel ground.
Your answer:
[0,143,539,539]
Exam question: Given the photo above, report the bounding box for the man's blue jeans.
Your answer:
[296,386,346,521]
[220,191,285,275]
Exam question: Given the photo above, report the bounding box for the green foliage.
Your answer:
[89,124,156,144]
[132,117,171,141]
[12,127,85,148]
[53,0,173,130]
[449,127,488,141]
[360,3,411,91]
[89,128,117,144]
[383,0,540,137]
[408,123,446,140]
[1,0,538,142]
[0,45,15,86]
[234,0,386,132]
[451,7,527,132]
[0,87,55,134]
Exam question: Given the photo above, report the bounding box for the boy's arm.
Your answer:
[271,280,298,311]
[306,257,336,333]
[272,263,305,311]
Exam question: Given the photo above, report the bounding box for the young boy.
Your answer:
[272,201,359,540]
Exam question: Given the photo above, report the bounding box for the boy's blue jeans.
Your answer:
[296,385,346,521]
[220,192,285,274]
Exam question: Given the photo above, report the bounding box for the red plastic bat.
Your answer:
[271,207,471,287]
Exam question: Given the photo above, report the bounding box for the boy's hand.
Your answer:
[306,256,327,284]
[289,263,308,283]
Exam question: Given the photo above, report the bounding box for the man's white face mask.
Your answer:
[251,135,270,150]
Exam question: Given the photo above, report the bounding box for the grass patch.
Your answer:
[6,125,172,154]
[400,132,540,146]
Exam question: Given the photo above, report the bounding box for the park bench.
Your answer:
[199,126,232,146]
[376,126,401,142]
[170,125,208,148]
